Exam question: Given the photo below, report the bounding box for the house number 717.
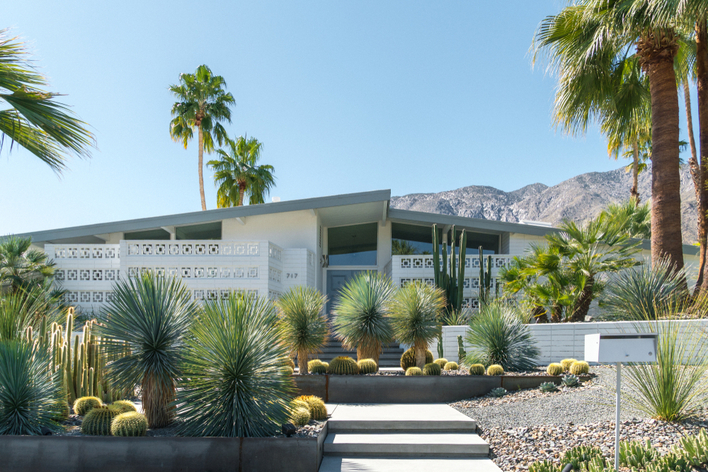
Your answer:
[286,273,298,279]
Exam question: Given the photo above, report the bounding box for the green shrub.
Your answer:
[490,387,506,397]
[400,347,433,370]
[464,301,539,371]
[570,361,589,375]
[486,364,504,376]
[562,374,580,387]
[423,362,441,376]
[327,356,359,375]
[175,294,295,437]
[546,363,563,376]
[620,440,659,469]
[645,453,691,472]
[295,395,327,421]
[539,382,558,393]
[358,358,378,374]
[434,358,448,368]
[468,364,485,375]
[308,359,327,374]
[290,407,310,426]
[528,461,560,472]
[81,406,121,436]
[675,429,708,467]
[560,359,577,371]
[444,362,459,371]
[562,445,605,471]
[74,396,103,416]
[276,286,328,374]
[405,367,423,376]
[111,411,148,437]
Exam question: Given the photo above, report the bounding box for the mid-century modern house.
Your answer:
[20,189,700,316]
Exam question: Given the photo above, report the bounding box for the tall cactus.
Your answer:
[478,246,494,306]
[432,224,467,312]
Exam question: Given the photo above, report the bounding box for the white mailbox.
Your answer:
[585,333,657,363]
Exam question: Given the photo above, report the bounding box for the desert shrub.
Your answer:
[423,362,441,376]
[539,382,558,393]
[486,364,504,376]
[405,367,423,376]
[560,359,577,371]
[570,361,589,375]
[74,396,103,416]
[444,362,459,371]
[434,358,448,368]
[357,358,378,374]
[400,347,433,370]
[468,364,485,375]
[490,387,506,397]
[111,411,148,437]
[546,363,563,376]
[620,440,659,469]
[276,286,328,374]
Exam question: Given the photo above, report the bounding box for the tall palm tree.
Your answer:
[0,236,55,294]
[169,65,234,211]
[207,135,275,207]
[0,30,94,173]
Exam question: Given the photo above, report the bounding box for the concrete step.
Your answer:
[319,456,502,472]
[327,404,477,433]
[324,433,489,457]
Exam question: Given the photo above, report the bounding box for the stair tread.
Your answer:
[326,433,488,446]
[319,456,502,472]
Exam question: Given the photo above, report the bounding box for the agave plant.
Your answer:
[332,272,395,363]
[176,294,295,437]
[98,273,195,428]
[389,281,445,369]
[275,286,328,374]
[0,340,63,435]
[464,301,539,372]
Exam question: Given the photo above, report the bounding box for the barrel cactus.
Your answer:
[469,364,485,375]
[570,361,590,375]
[290,407,311,426]
[327,356,359,375]
[444,362,459,371]
[400,347,433,370]
[308,359,328,374]
[81,406,121,435]
[561,359,577,371]
[423,362,442,376]
[546,363,564,376]
[405,367,423,376]
[111,411,148,437]
[490,387,507,397]
[358,359,378,374]
[434,358,448,368]
[539,382,558,393]
[295,395,327,421]
[110,400,137,413]
[562,374,580,387]
[285,357,295,369]
[282,366,294,375]
[73,396,103,416]
[487,364,504,376]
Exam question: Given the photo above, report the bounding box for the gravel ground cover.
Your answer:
[452,366,708,471]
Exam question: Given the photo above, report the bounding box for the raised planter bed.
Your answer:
[0,422,328,472]
[295,375,562,403]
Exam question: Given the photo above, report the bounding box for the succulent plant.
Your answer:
[562,445,605,470]
[546,363,564,376]
[444,362,459,371]
[308,359,327,374]
[434,358,448,368]
[290,407,311,427]
[290,399,309,410]
[675,429,708,467]
[562,374,580,387]
[295,395,327,421]
[486,364,504,376]
[423,362,442,376]
[645,453,691,472]
[327,356,359,375]
[620,440,659,469]
[400,347,433,370]
[539,382,558,393]
[285,357,295,369]
[110,400,137,413]
[528,460,561,472]
[490,387,506,397]
[569,361,590,375]
[81,406,121,436]
[469,364,485,375]
[560,358,577,371]
[111,411,148,437]
[282,366,295,375]
[73,396,103,416]
[405,367,423,376]
[358,359,378,374]
[458,335,467,362]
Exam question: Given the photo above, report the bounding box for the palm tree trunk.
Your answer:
[298,348,309,374]
[142,373,175,428]
[631,139,640,202]
[238,182,246,207]
[570,275,594,322]
[414,341,427,369]
[198,126,207,211]
[684,79,701,204]
[696,21,708,294]
[638,31,684,272]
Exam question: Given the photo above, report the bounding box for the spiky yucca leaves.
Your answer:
[464,301,539,372]
[333,272,395,363]
[73,396,102,416]
[276,286,328,375]
[99,273,195,429]
[0,286,59,342]
[389,282,445,369]
[176,294,295,437]
[0,340,62,434]
[111,411,148,437]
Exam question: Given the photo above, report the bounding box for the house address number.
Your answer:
[286,273,299,279]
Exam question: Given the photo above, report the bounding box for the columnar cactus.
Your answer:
[468,364,485,375]
[444,362,459,371]
[73,396,103,416]
[570,361,590,375]
[111,411,148,437]
[357,359,378,374]
[81,406,121,436]
[400,347,433,370]
[546,363,564,376]
[423,363,442,376]
[327,356,359,375]
[434,358,448,368]
[486,364,504,376]
[405,367,423,376]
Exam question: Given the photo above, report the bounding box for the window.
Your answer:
[328,223,377,266]
[176,222,222,240]
[124,229,171,240]
[391,223,499,255]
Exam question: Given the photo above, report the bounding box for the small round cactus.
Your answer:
[405,367,423,376]
[434,358,448,368]
[539,382,558,393]
[423,362,442,376]
[295,395,327,421]
[308,359,327,374]
[490,387,507,397]
[562,374,580,387]
[291,407,311,426]
[469,364,486,375]
[111,411,148,437]
[73,396,103,416]
[110,400,137,413]
[561,358,577,371]
[286,357,296,369]
[81,406,121,436]
[487,364,504,376]
[400,348,433,370]
[569,361,590,375]
[358,358,378,374]
[546,363,564,376]
[444,362,459,371]
[282,366,294,375]
[327,356,359,375]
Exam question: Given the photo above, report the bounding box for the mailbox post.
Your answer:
[585,333,658,471]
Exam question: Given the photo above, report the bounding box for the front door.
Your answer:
[326,270,365,317]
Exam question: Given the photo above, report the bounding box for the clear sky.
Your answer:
[0,1,694,235]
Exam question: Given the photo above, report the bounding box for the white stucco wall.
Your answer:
[222,210,318,252]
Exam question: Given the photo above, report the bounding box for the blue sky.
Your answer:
[0,1,694,235]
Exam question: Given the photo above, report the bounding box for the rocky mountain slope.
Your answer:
[391,166,699,244]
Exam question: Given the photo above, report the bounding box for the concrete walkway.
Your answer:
[319,404,501,472]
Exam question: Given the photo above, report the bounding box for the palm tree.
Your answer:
[207,135,275,207]
[0,236,55,294]
[599,199,651,239]
[169,65,235,211]
[275,286,328,374]
[0,30,94,173]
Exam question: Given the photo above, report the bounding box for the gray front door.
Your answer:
[326,270,364,317]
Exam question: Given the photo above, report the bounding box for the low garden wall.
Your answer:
[432,320,708,364]
[0,423,328,472]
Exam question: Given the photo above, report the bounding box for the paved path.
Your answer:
[319,404,501,472]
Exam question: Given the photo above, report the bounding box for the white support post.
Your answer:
[615,362,621,471]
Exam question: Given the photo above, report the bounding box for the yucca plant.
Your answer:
[464,301,539,372]
[0,340,63,435]
[0,286,60,342]
[98,273,194,429]
[175,294,295,437]
[389,281,445,369]
[276,286,328,374]
[333,272,395,363]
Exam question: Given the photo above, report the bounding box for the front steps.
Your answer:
[319,404,501,471]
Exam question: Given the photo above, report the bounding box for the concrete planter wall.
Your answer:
[295,375,561,403]
[0,422,328,472]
